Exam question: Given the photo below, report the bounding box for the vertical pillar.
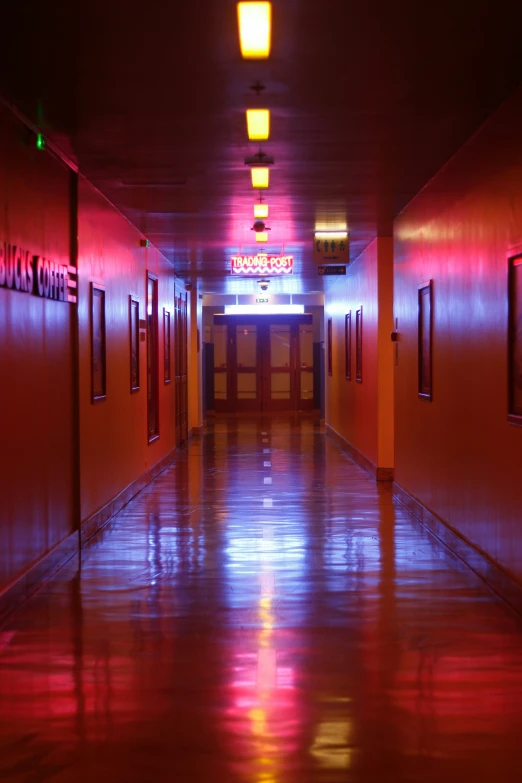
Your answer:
[377,237,394,478]
[187,287,203,434]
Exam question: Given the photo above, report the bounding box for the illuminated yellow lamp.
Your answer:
[314,231,348,239]
[246,109,270,140]
[256,231,269,242]
[254,203,269,218]
[237,2,272,59]
[251,167,269,188]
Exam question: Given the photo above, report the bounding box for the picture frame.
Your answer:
[130,296,140,392]
[327,318,333,376]
[508,254,522,424]
[418,281,433,399]
[355,307,362,382]
[345,311,351,380]
[164,308,171,384]
[91,282,106,403]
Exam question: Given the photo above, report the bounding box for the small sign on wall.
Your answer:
[317,265,346,276]
[313,234,349,265]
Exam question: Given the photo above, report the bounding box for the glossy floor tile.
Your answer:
[1,416,522,782]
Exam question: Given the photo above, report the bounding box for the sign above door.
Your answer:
[230,254,294,276]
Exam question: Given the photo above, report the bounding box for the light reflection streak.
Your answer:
[309,719,353,769]
[226,520,298,782]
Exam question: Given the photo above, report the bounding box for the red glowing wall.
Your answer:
[0,105,181,599]
[394,86,522,582]
[77,179,177,524]
[324,237,394,473]
[0,105,75,590]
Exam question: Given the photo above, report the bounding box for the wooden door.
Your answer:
[213,314,314,413]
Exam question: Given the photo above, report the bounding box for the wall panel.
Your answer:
[394,87,522,582]
[0,106,75,591]
[325,237,394,473]
[78,179,176,523]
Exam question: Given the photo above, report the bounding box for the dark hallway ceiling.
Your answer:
[1,0,522,292]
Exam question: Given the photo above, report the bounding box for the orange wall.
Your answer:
[188,288,202,432]
[78,178,177,522]
[0,107,75,590]
[325,237,394,469]
[394,87,522,582]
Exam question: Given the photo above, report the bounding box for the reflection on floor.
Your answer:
[1,416,522,782]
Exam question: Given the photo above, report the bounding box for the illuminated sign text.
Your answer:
[0,243,77,303]
[230,254,293,275]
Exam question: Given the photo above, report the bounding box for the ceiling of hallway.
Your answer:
[1,0,522,293]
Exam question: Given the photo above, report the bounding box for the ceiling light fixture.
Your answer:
[246,109,270,140]
[245,151,274,166]
[225,304,305,315]
[251,220,270,233]
[252,167,269,188]
[254,203,269,218]
[314,231,348,239]
[250,80,266,95]
[256,232,269,242]
[237,2,272,59]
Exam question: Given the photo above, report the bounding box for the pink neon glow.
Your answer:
[231,255,294,275]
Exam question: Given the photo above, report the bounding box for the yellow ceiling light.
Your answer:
[237,2,272,59]
[254,203,269,218]
[251,167,269,188]
[256,232,269,242]
[314,230,348,239]
[246,109,270,140]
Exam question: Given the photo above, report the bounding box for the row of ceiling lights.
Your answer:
[237,2,349,262]
[237,2,273,244]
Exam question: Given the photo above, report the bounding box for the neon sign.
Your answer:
[0,242,77,303]
[230,254,294,276]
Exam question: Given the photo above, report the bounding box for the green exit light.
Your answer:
[36,133,45,150]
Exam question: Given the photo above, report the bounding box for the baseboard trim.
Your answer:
[81,445,179,547]
[326,424,394,482]
[0,531,79,626]
[393,482,522,616]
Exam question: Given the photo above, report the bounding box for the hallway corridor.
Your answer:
[1,418,522,782]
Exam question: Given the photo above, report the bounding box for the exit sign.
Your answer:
[256,297,269,303]
[318,265,346,276]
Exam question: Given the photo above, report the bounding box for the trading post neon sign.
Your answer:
[230,254,294,275]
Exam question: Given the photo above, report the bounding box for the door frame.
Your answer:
[213,313,313,413]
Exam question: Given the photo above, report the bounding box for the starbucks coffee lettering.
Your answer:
[0,242,77,303]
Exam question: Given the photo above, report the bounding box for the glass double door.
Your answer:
[214,315,314,412]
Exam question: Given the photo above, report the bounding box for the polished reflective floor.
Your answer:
[1,417,522,782]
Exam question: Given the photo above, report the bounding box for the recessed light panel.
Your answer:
[251,168,269,188]
[237,2,272,59]
[246,109,270,140]
[256,232,269,242]
[225,304,304,315]
[314,231,348,239]
[254,203,269,218]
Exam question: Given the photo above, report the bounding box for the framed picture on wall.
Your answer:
[418,280,433,399]
[355,307,362,382]
[130,296,140,392]
[327,318,333,376]
[508,254,522,424]
[91,282,106,403]
[164,308,171,384]
[345,311,352,380]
